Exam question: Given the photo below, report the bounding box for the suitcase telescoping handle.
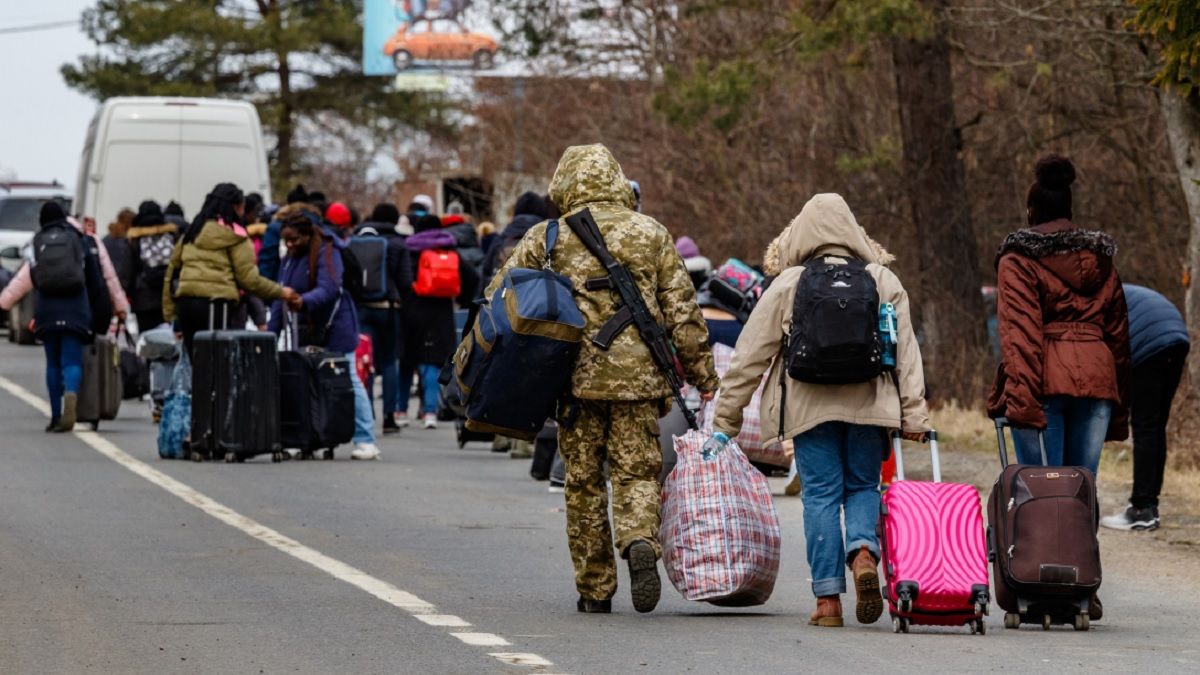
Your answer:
[889,430,940,483]
[993,417,1048,468]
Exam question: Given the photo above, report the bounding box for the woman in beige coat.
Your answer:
[712,194,930,628]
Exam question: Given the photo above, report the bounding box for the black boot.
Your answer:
[576,597,612,614]
[626,540,661,614]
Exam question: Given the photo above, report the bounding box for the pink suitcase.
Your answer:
[878,430,991,634]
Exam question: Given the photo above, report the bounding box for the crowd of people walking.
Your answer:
[0,144,1189,625]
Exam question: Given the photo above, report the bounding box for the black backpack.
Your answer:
[339,245,366,302]
[31,223,86,297]
[786,258,885,384]
[347,235,389,302]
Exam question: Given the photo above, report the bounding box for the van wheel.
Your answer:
[473,49,495,70]
[393,50,413,70]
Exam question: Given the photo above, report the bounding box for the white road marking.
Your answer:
[416,614,472,627]
[0,375,557,671]
[491,653,555,667]
[452,632,512,647]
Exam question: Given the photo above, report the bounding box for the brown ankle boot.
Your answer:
[808,595,843,627]
[851,545,883,624]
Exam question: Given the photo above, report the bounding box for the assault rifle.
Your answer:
[564,208,698,430]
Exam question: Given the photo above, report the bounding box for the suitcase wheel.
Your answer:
[969,618,987,635]
[1042,614,1052,631]
[892,617,909,634]
[323,449,334,461]
[190,450,204,462]
[224,452,237,463]
[91,421,100,431]
[271,451,285,463]
[1004,612,1020,630]
[1073,614,1089,631]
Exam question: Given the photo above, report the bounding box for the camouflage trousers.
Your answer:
[559,398,666,601]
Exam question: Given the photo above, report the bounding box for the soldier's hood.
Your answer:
[772,194,888,271]
[548,144,636,213]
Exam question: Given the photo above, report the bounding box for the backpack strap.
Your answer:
[543,220,560,270]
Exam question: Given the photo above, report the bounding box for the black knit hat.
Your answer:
[1027,154,1075,225]
[164,201,185,218]
[513,191,548,219]
[286,184,309,204]
[369,203,400,224]
[133,200,164,227]
[39,201,66,226]
[414,214,443,233]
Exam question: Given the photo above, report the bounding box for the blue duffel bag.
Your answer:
[451,221,585,441]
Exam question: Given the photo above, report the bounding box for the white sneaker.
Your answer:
[548,479,565,494]
[351,443,381,460]
[422,413,438,430]
[394,412,411,428]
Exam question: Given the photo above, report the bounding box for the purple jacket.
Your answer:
[405,229,457,252]
[269,241,359,354]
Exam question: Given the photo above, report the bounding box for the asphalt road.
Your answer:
[0,338,1197,674]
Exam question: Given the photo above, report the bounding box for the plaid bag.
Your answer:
[702,344,793,468]
[660,431,782,606]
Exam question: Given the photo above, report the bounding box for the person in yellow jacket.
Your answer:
[712,194,930,628]
[162,183,297,355]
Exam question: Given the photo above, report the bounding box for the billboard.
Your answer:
[363,0,501,78]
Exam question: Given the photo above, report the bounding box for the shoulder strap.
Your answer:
[543,220,560,270]
[563,209,616,267]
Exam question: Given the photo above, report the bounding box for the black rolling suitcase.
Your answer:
[279,349,355,460]
[278,312,356,460]
[191,330,282,463]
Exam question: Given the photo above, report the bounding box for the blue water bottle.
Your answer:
[879,303,897,369]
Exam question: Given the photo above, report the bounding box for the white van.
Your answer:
[75,97,271,228]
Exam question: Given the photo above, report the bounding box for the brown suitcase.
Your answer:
[78,334,123,430]
[988,418,1101,631]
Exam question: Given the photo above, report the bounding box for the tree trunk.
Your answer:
[1161,91,1200,386]
[891,3,988,404]
[264,0,294,193]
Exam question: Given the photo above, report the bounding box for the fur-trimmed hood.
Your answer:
[997,219,1117,294]
[127,223,178,240]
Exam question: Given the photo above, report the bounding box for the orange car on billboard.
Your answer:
[383,19,498,70]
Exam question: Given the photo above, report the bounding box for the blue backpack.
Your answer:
[450,221,585,441]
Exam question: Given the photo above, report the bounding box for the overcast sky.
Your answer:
[0,1,97,190]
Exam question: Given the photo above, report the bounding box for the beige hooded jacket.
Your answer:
[713,194,930,444]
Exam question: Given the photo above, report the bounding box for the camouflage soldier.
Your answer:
[487,144,718,613]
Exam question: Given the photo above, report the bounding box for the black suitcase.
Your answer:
[191,330,282,463]
[279,348,355,459]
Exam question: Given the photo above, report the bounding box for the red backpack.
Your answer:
[413,248,462,298]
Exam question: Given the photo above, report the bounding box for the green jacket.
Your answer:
[163,220,283,322]
[487,144,719,400]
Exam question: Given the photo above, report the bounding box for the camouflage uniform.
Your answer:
[487,144,719,600]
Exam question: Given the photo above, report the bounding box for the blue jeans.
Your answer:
[345,351,375,445]
[794,422,886,597]
[358,307,400,419]
[417,363,441,416]
[1012,396,1112,474]
[44,332,86,419]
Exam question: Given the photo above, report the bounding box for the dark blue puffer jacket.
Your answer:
[269,239,359,355]
[33,222,106,339]
[1123,284,1189,366]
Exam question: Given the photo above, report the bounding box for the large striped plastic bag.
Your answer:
[660,430,782,606]
[702,343,792,468]
[157,351,191,460]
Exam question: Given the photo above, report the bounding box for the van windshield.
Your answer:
[0,198,73,231]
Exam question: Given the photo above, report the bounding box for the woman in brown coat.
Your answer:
[988,155,1130,474]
